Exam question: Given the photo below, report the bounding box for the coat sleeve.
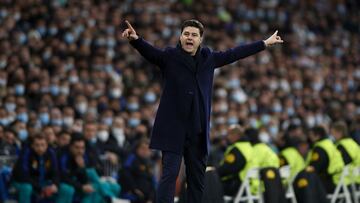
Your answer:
[217,148,246,178]
[212,40,266,68]
[130,38,166,68]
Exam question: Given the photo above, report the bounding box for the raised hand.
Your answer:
[122,20,139,41]
[264,30,283,47]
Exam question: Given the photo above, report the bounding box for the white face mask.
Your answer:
[259,132,271,143]
[112,128,125,147]
[63,117,74,127]
[97,130,109,142]
[76,102,87,114]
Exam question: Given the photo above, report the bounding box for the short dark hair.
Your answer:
[70,132,85,145]
[181,19,204,36]
[311,126,327,138]
[332,121,348,137]
[31,133,47,144]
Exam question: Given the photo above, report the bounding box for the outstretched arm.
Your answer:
[122,20,165,67]
[213,30,283,68]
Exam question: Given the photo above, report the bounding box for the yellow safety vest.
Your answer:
[253,143,279,168]
[306,139,344,184]
[280,147,305,179]
[221,141,255,181]
[337,137,360,184]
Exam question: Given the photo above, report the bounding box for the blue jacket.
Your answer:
[130,38,265,154]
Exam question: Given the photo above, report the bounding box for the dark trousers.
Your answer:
[156,132,207,203]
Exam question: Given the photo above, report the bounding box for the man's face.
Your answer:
[32,138,48,156]
[330,128,342,141]
[70,141,85,157]
[308,131,319,143]
[84,123,97,140]
[180,26,202,56]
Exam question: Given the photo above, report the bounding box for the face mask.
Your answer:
[0,79,7,86]
[37,26,46,36]
[269,125,279,137]
[0,118,10,126]
[5,103,16,112]
[286,108,295,116]
[18,33,27,44]
[113,128,125,147]
[272,103,282,113]
[49,27,58,35]
[231,91,247,104]
[219,103,228,113]
[128,118,140,128]
[17,113,29,123]
[329,134,336,142]
[110,88,122,98]
[97,130,109,142]
[127,103,139,112]
[39,113,50,125]
[104,64,113,72]
[227,117,239,125]
[306,116,316,128]
[51,119,63,126]
[90,137,97,144]
[42,51,52,61]
[292,81,303,90]
[259,132,271,143]
[50,85,60,96]
[250,104,257,113]
[15,85,25,95]
[64,32,75,44]
[63,117,74,127]
[60,86,70,95]
[69,76,79,83]
[0,60,7,69]
[215,89,227,98]
[227,79,240,89]
[102,117,113,126]
[144,92,157,103]
[76,102,87,114]
[249,118,258,129]
[18,129,28,141]
[215,117,226,125]
[107,38,116,47]
[261,114,271,125]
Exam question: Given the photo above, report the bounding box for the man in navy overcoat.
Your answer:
[122,19,283,203]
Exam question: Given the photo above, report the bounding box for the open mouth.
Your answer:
[186,41,194,46]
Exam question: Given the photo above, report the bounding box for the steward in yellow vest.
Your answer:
[217,125,256,196]
[246,128,286,203]
[246,128,279,168]
[306,126,344,193]
[279,135,305,180]
[331,121,360,185]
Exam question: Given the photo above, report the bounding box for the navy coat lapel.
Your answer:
[176,43,200,73]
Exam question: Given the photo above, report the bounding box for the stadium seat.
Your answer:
[279,165,297,203]
[233,168,262,203]
[327,165,352,203]
[351,166,360,203]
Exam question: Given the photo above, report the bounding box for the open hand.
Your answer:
[264,30,283,47]
[122,20,139,41]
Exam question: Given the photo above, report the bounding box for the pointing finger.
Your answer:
[125,20,135,31]
[273,30,278,37]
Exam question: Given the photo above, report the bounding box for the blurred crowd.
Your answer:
[0,0,359,202]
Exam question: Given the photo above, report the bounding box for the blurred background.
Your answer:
[0,0,359,202]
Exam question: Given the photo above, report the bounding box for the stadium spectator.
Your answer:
[11,134,60,203]
[120,138,155,203]
[306,126,344,193]
[217,124,255,196]
[0,0,359,201]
